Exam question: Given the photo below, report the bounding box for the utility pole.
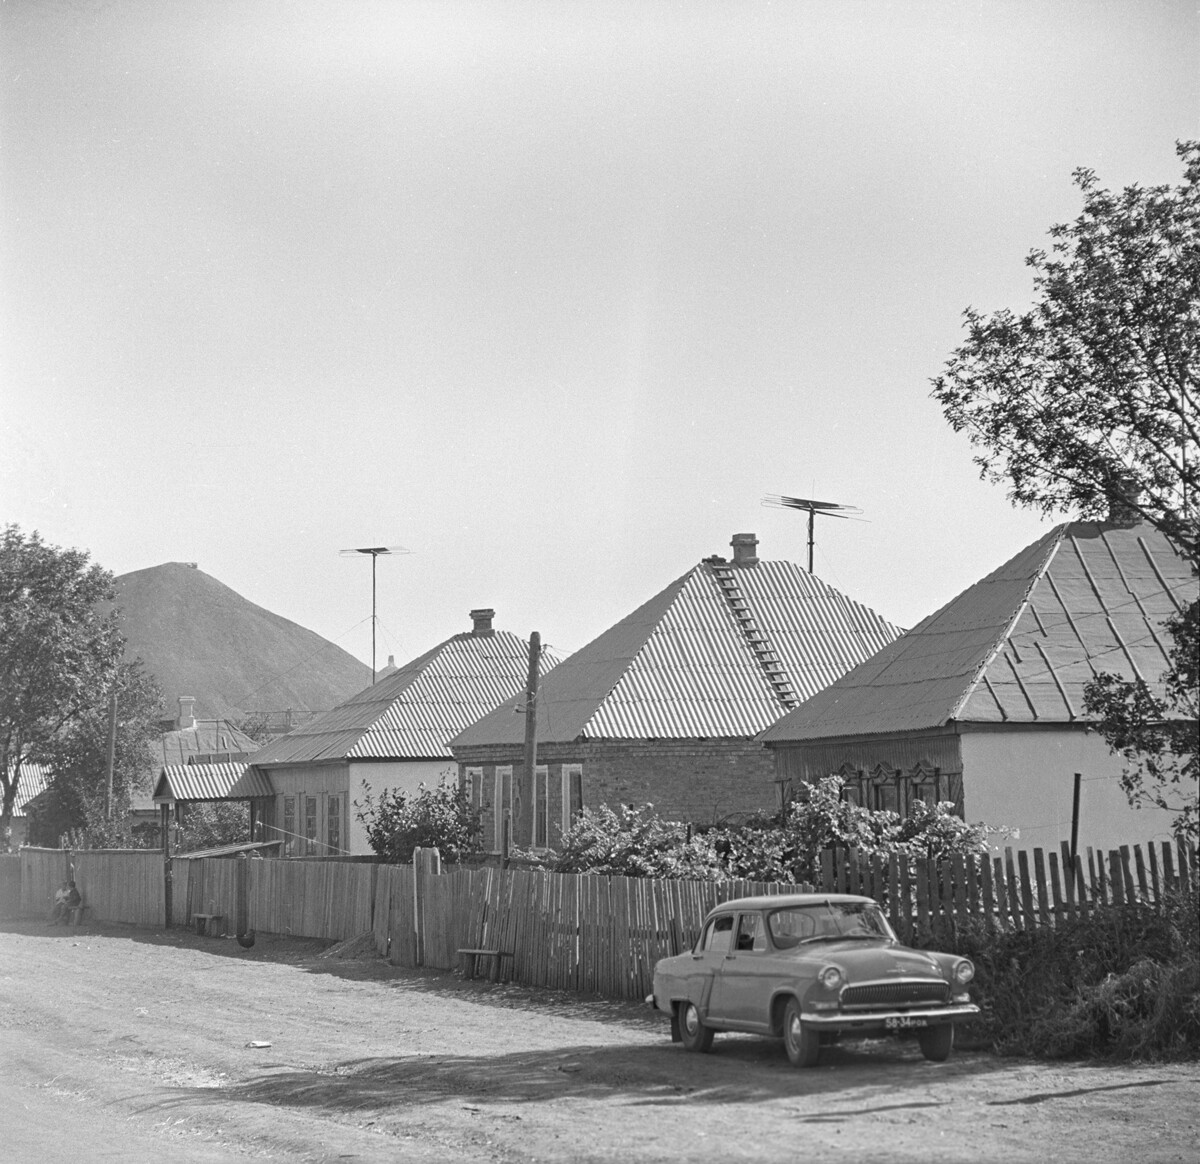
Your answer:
[518,632,541,849]
[104,690,118,819]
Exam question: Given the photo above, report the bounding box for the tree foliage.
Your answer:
[541,779,991,882]
[932,144,1199,839]
[28,660,163,847]
[173,802,251,853]
[0,525,129,846]
[931,141,1198,560]
[1083,601,1199,840]
[355,775,483,865]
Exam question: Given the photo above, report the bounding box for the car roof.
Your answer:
[708,893,876,915]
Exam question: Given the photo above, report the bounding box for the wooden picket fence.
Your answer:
[9,836,1198,1004]
[818,838,1199,944]
[0,854,20,918]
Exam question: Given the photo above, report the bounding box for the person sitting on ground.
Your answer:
[51,881,82,925]
[49,881,70,924]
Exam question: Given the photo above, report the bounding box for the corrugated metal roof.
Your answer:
[9,762,50,816]
[250,628,560,765]
[761,521,1197,743]
[153,762,273,802]
[452,557,902,747]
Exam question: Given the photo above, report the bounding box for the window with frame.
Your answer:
[561,763,583,836]
[304,795,318,855]
[735,913,766,953]
[283,796,296,856]
[699,914,734,954]
[465,766,481,810]
[534,765,549,848]
[493,765,511,851]
[326,793,343,853]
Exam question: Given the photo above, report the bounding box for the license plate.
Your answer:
[885,1016,928,1029]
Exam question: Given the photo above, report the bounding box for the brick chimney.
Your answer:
[177,696,196,730]
[470,608,495,636]
[1107,476,1142,527]
[730,533,759,567]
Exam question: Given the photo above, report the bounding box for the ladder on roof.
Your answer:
[708,563,799,711]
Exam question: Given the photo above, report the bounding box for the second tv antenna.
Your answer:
[762,495,862,574]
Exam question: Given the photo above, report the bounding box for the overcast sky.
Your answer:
[3,1,1197,684]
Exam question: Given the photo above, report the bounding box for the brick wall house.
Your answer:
[451,534,901,849]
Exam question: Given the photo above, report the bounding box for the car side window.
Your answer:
[734,913,766,952]
[701,915,734,953]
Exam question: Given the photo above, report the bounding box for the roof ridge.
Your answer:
[947,523,1068,723]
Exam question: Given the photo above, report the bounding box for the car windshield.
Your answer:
[767,902,896,948]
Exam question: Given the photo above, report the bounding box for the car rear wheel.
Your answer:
[918,1023,954,1062]
[783,999,820,1068]
[678,1002,714,1053]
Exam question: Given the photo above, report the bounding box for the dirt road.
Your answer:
[0,921,1196,1163]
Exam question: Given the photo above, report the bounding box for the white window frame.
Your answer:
[561,763,583,837]
[534,764,549,849]
[494,765,512,851]
[465,766,481,810]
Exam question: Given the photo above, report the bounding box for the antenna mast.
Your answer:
[340,545,412,682]
[762,495,862,574]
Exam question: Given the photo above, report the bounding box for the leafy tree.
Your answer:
[931,141,1198,560]
[28,660,163,846]
[932,143,1199,839]
[0,526,128,848]
[174,801,251,853]
[355,774,483,865]
[1083,601,1199,840]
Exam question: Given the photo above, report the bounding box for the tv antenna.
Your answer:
[340,546,412,683]
[762,495,863,574]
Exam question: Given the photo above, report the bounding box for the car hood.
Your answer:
[786,941,943,979]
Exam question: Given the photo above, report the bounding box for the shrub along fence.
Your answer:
[11,837,1198,1003]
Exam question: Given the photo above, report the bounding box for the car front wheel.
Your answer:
[783,999,820,1068]
[678,1001,714,1053]
[918,1023,954,1062]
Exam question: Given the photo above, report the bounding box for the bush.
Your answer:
[542,776,992,882]
[174,802,250,853]
[944,889,1200,1061]
[356,776,482,865]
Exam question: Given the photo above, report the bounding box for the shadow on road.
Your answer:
[140,1036,1009,1122]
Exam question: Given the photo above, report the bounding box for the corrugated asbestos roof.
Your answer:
[153,762,273,802]
[451,558,901,747]
[760,521,1197,744]
[249,629,560,765]
[9,762,49,815]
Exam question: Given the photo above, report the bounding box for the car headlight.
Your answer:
[819,965,843,990]
[953,959,975,985]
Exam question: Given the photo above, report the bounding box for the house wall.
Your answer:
[960,727,1180,853]
[453,738,779,850]
[264,763,349,856]
[347,759,456,855]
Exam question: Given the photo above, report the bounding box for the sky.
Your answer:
[2,0,1197,686]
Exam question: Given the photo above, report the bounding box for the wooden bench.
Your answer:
[69,905,90,925]
[457,947,514,982]
[193,912,224,937]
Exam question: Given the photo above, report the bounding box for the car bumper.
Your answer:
[800,1003,979,1029]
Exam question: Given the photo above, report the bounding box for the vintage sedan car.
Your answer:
[649,893,978,1067]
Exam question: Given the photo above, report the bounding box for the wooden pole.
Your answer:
[807,508,815,573]
[518,631,541,848]
[161,802,172,929]
[104,690,118,819]
[1069,772,1082,872]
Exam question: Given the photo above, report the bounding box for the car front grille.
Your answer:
[840,980,950,1009]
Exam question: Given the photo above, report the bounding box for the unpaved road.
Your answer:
[0,921,1197,1163]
